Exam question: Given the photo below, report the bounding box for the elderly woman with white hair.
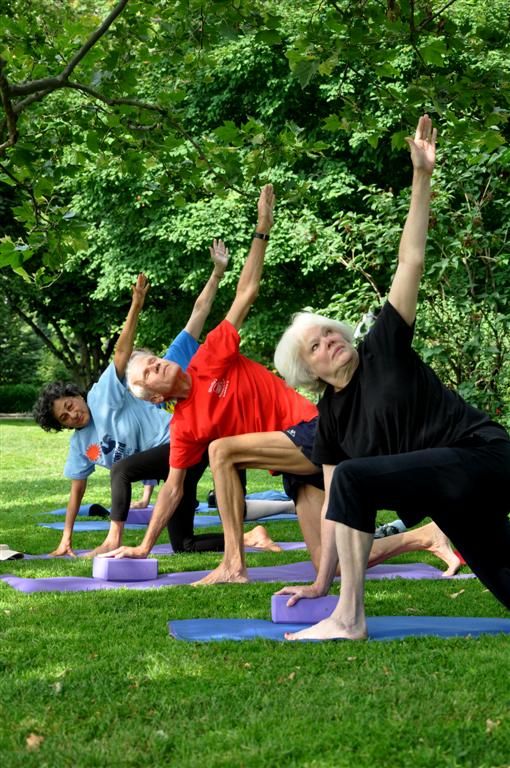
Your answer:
[275,115,510,640]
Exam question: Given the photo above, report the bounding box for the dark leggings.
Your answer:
[110,444,225,553]
[327,439,510,610]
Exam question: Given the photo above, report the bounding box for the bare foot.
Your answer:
[192,563,249,586]
[243,525,283,553]
[285,615,368,642]
[423,522,461,576]
[81,541,122,559]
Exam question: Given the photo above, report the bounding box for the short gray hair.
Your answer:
[126,348,155,400]
[274,312,354,393]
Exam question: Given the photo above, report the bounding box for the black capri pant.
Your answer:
[326,438,510,610]
[109,444,224,553]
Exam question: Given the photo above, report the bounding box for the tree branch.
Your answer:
[0,59,18,151]
[8,0,130,97]
[4,295,74,370]
[418,0,459,31]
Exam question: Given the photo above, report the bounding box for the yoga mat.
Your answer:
[39,514,297,532]
[193,513,298,525]
[47,503,110,517]
[126,507,153,524]
[22,541,307,560]
[38,522,147,532]
[46,492,290,518]
[0,562,473,594]
[168,616,510,642]
[246,490,291,502]
[149,542,307,555]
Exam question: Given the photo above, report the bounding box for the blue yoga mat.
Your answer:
[39,513,297,532]
[39,521,147,531]
[47,503,110,517]
[168,616,510,642]
[46,491,291,517]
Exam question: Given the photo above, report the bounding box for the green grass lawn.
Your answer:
[0,420,509,768]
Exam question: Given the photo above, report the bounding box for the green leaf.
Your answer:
[419,40,447,67]
[254,29,282,46]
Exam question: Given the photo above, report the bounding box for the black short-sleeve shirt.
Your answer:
[312,301,507,467]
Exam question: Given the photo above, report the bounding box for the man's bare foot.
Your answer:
[422,522,461,576]
[285,615,367,642]
[192,563,249,586]
[81,541,122,559]
[243,525,283,553]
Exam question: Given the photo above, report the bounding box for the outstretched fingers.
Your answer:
[210,239,230,272]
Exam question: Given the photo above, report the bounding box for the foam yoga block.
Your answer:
[271,594,338,624]
[92,557,158,581]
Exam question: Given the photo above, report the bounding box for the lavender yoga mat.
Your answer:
[0,562,473,594]
[168,616,510,642]
[46,491,290,518]
[22,541,307,560]
[38,513,297,532]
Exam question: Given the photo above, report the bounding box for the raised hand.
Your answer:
[405,114,437,176]
[209,239,230,277]
[131,273,150,310]
[256,183,275,232]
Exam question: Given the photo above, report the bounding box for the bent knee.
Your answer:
[208,438,235,468]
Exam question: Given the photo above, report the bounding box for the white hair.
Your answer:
[126,349,154,400]
[274,312,354,393]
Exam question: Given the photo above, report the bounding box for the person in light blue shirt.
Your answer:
[34,250,229,557]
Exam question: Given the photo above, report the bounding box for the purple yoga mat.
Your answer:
[0,561,473,594]
[22,541,307,560]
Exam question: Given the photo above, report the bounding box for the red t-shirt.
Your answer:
[169,320,317,468]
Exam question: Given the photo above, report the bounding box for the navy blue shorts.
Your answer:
[281,417,324,502]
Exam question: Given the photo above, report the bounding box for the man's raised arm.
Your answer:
[225,184,275,331]
[114,274,150,378]
[184,240,231,340]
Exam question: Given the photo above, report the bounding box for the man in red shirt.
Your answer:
[105,185,323,582]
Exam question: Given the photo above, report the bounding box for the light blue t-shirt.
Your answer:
[64,330,199,480]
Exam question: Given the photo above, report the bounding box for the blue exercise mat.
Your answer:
[39,514,297,532]
[193,513,297,525]
[168,616,510,642]
[245,490,291,502]
[47,503,110,517]
[38,521,147,531]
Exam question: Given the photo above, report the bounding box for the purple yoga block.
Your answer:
[92,557,158,582]
[271,593,338,624]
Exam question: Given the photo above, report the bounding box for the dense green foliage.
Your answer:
[0,1,509,423]
[1,421,510,767]
[0,384,39,412]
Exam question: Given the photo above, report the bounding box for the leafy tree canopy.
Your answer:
[0,0,508,424]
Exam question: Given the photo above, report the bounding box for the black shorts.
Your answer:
[281,418,324,502]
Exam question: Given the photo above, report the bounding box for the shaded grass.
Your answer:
[1,421,509,768]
